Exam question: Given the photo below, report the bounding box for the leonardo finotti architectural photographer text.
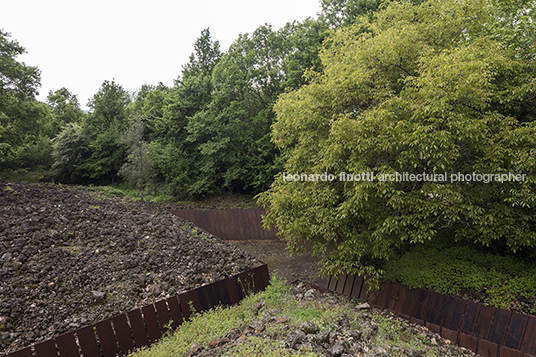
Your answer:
[282,172,527,184]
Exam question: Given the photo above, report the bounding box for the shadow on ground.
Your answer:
[228,239,323,285]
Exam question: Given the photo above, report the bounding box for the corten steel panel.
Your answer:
[225,276,240,305]
[437,295,454,328]
[350,276,364,300]
[328,276,337,292]
[441,327,459,344]
[196,285,214,311]
[462,301,481,335]
[254,264,270,293]
[127,309,150,349]
[426,292,450,327]
[212,280,225,306]
[236,270,255,296]
[95,319,119,357]
[413,289,431,320]
[488,309,512,345]
[401,287,420,317]
[426,322,441,334]
[33,339,58,357]
[387,282,401,311]
[521,316,536,355]
[478,339,498,357]
[343,275,356,298]
[250,264,267,294]
[317,276,330,290]
[475,306,497,341]
[425,291,444,326]
[393,283,410,315]
[459,333,478,351]
[166,295,184,329]
[171,209,278,240]
[445,297,467,332]
[235,210,246,238]
[373,281,388,308]
[179,289,201,321]
[374,282,392,308]
[359,279,370,302]
[154,300,172,334]
[215,280,228,306]
[365,284,378,306]
[55,332,79,357]
[335,274,347,295]
[141,305,162,343]
[208,210,222,237]
[75,326,101,357]
[112,314,135,356]
[503,313,528,350]
[500,346,523,357]
[8,347,34,357]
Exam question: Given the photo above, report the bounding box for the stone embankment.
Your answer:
[188,282,480,357]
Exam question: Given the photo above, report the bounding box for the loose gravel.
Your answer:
[0,181,260,354]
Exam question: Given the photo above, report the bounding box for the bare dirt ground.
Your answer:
[229,239,323,286]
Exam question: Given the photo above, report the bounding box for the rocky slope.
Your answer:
[0,181,260,354]
[186,281,480,357]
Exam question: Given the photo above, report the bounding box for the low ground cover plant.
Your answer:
[384,238,536,314]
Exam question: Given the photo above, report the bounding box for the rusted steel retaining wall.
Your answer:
[172,209,277,240]
[7,263,270,357]
[318,274,536,357]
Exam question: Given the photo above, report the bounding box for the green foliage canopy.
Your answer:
[0,29,44,169]
[258,0,536,284]
[45,87,84,137]
[52,123,90,181]
[183,22,327,196]
[118,115,155,200]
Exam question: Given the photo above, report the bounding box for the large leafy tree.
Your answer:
[118,115,155,200]
[486,0,536,61]
[0,29,42,169]
[0,29,40,111]
[52,123,90,182]
[258,0,536,285]
[45,87,84,137]
[319,0,384,28]
[140,29,222,197]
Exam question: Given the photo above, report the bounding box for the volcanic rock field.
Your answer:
[0,180,260,354]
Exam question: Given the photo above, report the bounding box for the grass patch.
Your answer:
[0,169,56,183]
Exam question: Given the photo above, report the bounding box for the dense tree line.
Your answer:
[1,15,329,197]
[0,0,407,196]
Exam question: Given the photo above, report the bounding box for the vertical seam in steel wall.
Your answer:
[7,263,270,357]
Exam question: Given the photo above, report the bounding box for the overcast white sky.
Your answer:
[1,0,321,110]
